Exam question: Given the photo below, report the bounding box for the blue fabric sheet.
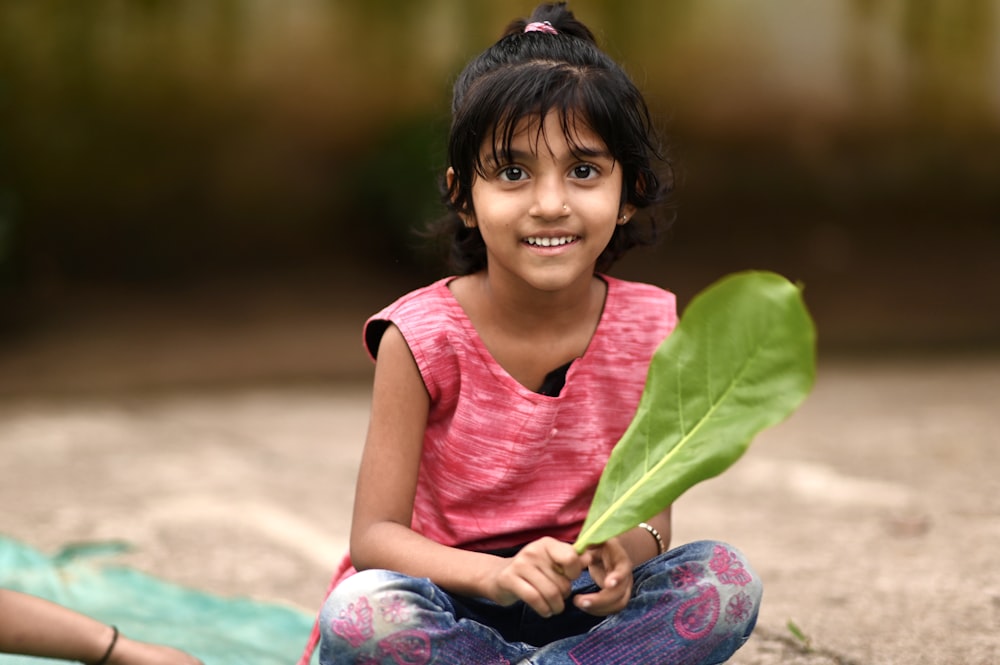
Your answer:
[0,536,318,664]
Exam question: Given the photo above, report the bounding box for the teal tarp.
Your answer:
[0,536,318,664]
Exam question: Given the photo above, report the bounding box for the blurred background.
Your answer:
[1,0,998,395]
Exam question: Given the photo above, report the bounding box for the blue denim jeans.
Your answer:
[318,540,761,665]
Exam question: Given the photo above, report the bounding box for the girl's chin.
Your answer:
[513,268,598,293]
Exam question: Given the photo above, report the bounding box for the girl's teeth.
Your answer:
[527,236,574,247]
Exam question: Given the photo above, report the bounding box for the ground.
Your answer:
[1,277,998,664]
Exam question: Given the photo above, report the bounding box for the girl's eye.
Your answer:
[572,164,598,179]
[499,166,525,182]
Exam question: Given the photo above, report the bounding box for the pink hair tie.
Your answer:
[524,20,558,35]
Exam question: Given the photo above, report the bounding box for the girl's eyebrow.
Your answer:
[566,145,613,159]
[484,146,613,164]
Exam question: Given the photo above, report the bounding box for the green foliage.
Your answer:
[787,618,813,650]
[574,271,816,552]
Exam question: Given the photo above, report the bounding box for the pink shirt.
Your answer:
[364,275,677,552]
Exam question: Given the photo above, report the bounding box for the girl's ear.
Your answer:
[619,202,638,225]
[446,167,477,228]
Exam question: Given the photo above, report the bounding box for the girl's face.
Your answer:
[456,111,635,294]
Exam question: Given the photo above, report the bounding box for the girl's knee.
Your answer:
[690,540,762,634]
[322,570,374,609]
[318,571,448,664]
[643,540,762,628]
[705,541,761,595]
[321,569,417,624]
[663,540,761,590]
[319,570,445,644]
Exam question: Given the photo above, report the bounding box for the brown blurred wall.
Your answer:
[0,0,997,354]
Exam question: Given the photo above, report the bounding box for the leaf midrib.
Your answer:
[576,331,767,547]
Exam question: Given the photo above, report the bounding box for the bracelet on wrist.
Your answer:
[637,522,666,555]
[90,625,119,665]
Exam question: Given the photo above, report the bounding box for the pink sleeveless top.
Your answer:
[365,275,677,552]
[298,275,676,663]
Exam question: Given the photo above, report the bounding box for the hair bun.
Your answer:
[503,2,597,44]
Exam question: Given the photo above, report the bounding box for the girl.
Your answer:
[304,3,761,664]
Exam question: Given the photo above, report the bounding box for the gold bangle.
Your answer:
[637,522,665,555]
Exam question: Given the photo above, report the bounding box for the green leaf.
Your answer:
[787,618,813,650]
[574,271,816,552]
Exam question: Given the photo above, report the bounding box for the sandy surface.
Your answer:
[3,352,999,664]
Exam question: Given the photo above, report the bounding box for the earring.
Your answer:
[618,214,629,225]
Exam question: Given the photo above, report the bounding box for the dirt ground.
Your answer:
[1,279,999,664]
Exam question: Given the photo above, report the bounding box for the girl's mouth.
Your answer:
[523,235,579,247]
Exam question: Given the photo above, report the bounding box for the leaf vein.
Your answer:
[578,330,769,544]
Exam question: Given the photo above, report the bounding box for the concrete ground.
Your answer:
[1,281,999,664]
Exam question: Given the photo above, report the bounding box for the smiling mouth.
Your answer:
[524,235,579,247]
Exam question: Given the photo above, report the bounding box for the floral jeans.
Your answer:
[318,540,761,665]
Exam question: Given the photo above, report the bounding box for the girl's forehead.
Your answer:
[482,110,608,157]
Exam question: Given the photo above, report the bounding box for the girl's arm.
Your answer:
[349,323,491,594]
[0,589,202,664]
[619,506,673,565]
[349,325,587,616]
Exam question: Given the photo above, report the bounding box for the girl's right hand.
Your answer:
[487,537,585,618]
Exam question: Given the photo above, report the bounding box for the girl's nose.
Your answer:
[531,177,570,220]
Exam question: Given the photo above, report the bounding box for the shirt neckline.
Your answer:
[439,274,614,399]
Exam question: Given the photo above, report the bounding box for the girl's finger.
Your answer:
[516,572,567,617]
[573,582,631,616]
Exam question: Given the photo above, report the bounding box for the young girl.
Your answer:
[303,4,761,663]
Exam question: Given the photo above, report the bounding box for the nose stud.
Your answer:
[562,204,568,212]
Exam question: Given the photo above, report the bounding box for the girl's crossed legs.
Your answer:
[319,540,761,665]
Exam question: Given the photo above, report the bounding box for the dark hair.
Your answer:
[431,2,672,275]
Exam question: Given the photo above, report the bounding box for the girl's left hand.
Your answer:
[572,537,633,616]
